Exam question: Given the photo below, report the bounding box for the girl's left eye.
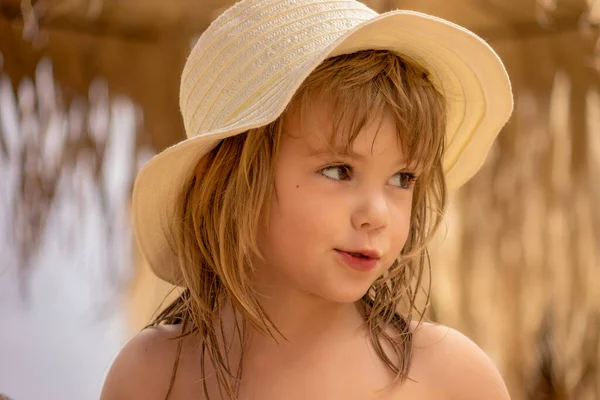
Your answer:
[389,172,417,189]
[319,164,352,181]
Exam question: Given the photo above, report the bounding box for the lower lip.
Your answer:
[335,250,378,272]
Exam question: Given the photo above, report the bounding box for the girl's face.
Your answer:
[255,99,415,303]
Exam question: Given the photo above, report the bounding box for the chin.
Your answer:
[315,281,373,304]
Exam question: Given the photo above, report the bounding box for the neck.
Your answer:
[253,283,364,344]
[217,283,366,360]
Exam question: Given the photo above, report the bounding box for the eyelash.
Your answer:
[319,164,417,189]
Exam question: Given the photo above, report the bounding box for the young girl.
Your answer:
[101,0,513,399]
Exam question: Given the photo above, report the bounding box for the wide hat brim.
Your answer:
[132,10,513,285]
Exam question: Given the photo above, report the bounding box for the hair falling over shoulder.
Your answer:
[148,49,447,399]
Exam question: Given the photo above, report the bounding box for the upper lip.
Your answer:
[337,249,382,259]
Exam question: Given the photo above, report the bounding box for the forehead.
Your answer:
[282,94,402,156]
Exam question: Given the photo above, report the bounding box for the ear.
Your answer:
[194,155,210,181]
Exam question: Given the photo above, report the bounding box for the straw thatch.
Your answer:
[430,28,600,399]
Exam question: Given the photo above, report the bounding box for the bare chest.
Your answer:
[175,372,434,400]
[169,332,439,400]
[174,350,434,400]
[239,362,393,400]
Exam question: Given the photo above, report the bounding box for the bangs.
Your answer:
[287,50,446,175]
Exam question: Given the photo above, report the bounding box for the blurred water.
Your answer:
[0,58,143,399]
[0,245,126,400]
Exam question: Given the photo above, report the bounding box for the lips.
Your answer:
[337,248,381,259]
[334,249,381,272]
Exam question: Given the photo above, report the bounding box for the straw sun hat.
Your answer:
[132,0,513,285]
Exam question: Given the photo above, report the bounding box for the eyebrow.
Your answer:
[309,147,366,161]
[309,146,409,168]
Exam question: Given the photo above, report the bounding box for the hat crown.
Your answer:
[179,0,378,138]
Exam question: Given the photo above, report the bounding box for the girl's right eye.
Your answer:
[319,164,352,181]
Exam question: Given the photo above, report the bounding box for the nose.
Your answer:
[350,190,389,232]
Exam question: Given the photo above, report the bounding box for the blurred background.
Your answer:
[0,0,599,399]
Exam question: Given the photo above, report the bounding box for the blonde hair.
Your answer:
[150,49,447,399]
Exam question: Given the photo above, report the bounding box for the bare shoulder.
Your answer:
[409,321,511,400]
[100,324,186,400]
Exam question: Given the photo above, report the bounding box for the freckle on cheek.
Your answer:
[296,185,300,188]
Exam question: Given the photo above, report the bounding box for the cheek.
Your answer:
[261,182,343,260]
[270,184,335,238]
[390,198,413,248]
